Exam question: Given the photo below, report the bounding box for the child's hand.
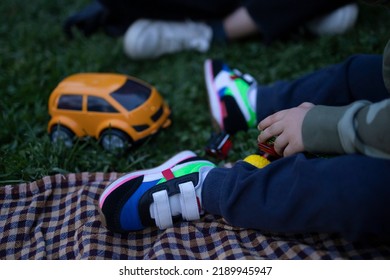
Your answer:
[257,102,314,157]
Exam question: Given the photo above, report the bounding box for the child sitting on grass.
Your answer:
[99,45,390,241]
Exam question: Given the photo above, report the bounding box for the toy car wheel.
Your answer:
[50,125,74,148]
[100,129,131,152]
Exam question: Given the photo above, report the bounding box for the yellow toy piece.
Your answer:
[243,154,271,168]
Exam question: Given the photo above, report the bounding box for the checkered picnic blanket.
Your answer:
[0,172,389,260]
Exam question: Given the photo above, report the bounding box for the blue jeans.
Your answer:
[202,54,390,241]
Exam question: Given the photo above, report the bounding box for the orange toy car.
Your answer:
[48,73,171,151]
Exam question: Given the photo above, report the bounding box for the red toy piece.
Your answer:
[258,136,281,160]
[205,132,233,159]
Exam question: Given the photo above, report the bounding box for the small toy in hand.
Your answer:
[48,73,171,152]
[258,136,281,160]
[244,137,281,168]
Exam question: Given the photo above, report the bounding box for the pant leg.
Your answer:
[99,0,240,24]
[98,0,240,36]
[256,54,389,121]
[202,153,390,241]
[243,0,356,42]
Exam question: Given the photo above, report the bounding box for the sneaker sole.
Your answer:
[99,150,197,208]
[204,59,225,132]
[307,4,358,35]
[123,19,155,59]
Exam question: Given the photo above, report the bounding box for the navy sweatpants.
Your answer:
[202,54,390,241]
[98,0,353,41]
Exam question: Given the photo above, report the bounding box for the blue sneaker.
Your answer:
[204,59,257,134]
[99,151,215,232]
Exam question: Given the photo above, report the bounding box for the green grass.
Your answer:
[1,0,389,185]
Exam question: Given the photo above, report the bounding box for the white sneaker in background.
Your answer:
[306,3,359,36]
[123,19,212,60]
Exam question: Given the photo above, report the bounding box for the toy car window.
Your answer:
[57,94,82,111]
[87,96,118,113]
[110,79,151,111]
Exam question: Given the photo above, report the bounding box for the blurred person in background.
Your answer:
[64,0,358,59]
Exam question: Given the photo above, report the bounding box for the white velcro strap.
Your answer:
[152,190,173,229]
[179,182,200,221]
[243,73,255,83]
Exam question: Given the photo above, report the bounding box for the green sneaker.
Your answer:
[204,59,257,134]
[99,151,216,232]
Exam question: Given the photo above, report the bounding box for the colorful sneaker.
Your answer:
[204,59,257,134]
[123,19,212,60]
[99,151,216,232]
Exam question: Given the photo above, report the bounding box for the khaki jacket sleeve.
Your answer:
[302,99,390,159]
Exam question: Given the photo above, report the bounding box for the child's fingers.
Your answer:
[258,122,281,144]
[257,129,273,144]
[257,110,284,131]
[273,134,288,156]
[283,144,295,157]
